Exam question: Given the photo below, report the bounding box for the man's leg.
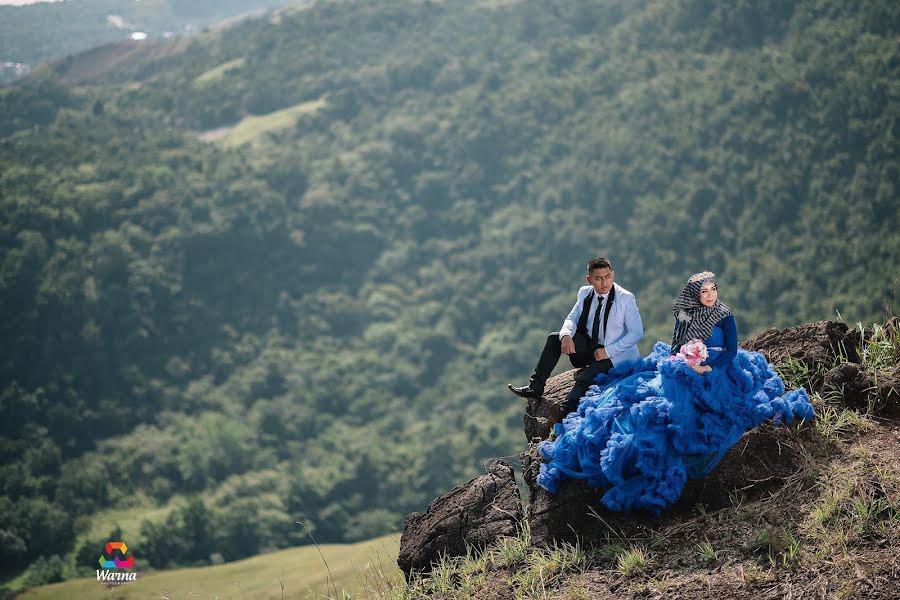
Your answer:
[555,358,614,419]
[509,332,564,398]
[567,331,593,369]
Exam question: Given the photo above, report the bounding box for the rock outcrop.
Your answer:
[397,460,522,580]
[823,362,873,406]
[522,422,810,546]
[824,361,900,416]
[744,319,898,417]
[523,368,580,443]
[741,319,859,367]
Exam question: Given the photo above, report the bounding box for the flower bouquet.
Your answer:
[676,339,708,367]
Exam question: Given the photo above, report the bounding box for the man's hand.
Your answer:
[593,347,608,361]
[561,335,575,354]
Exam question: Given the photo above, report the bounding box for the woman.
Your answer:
[537,272,814,515]
[670,271,736,373]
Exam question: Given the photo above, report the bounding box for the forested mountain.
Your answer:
[1,0,898,589]
[0,0,297,73]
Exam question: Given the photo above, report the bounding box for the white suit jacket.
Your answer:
[559,282,644,366]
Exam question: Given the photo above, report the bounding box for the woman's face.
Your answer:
[699,283,718,307]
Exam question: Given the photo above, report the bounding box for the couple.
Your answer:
[508,258,814,514]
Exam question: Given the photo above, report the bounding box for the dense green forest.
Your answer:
[0,0,295,72]
[1,0,898,590]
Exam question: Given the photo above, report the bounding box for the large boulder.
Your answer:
[522,424,809,547]
[878,367,900,418]
[523,368,583,442]
[823,362,873,408]
[397,460,523,581]
[741,320,859,375]
[521,442,652,545]
[824,362,900,417]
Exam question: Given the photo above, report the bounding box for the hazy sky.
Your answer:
[0,1,65,5]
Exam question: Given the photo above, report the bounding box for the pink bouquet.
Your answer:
[676,339,708,367]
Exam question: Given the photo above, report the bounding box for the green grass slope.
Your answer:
[19,534,401,600]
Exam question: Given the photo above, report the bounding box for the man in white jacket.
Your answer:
[508,257,644,424]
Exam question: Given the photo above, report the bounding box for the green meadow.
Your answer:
[215,98,327,147]
[19,534,402,600]
[82,497,187,543]
[194,58,247,87]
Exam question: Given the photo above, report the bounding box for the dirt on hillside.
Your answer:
[467,418,900,600]
[47,37,191,85]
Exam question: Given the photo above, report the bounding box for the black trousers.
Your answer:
[528,331,614,417]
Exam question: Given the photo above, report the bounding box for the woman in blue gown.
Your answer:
[537,272,815,515]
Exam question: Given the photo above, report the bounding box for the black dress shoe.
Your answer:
[507,384,543,399]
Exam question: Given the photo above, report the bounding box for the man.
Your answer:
[508,257,644,424]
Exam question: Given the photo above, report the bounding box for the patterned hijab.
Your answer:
[670,271,732,351]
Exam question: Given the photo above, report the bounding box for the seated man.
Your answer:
[508,257,644,423]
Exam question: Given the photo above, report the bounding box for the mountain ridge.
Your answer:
[0,0,299,70]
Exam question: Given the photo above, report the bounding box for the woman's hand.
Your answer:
[691,364,712,375]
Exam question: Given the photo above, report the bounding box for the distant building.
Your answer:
[0,61,31,83]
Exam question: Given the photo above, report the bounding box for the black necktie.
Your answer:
[591,293,603,347]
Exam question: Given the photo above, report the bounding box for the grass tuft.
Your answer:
[512,537,588,596]
[776,356,827,393]
[752,526,802,568]
[812,399,874,443]
[858,321,900,374]
[615,546,649,577]
[489,530,529,569]
[697,539,717,564]
[738,562,770,585]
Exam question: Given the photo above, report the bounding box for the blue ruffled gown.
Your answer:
[536,319,815,515]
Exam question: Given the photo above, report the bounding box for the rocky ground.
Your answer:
[394,320,900,599]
